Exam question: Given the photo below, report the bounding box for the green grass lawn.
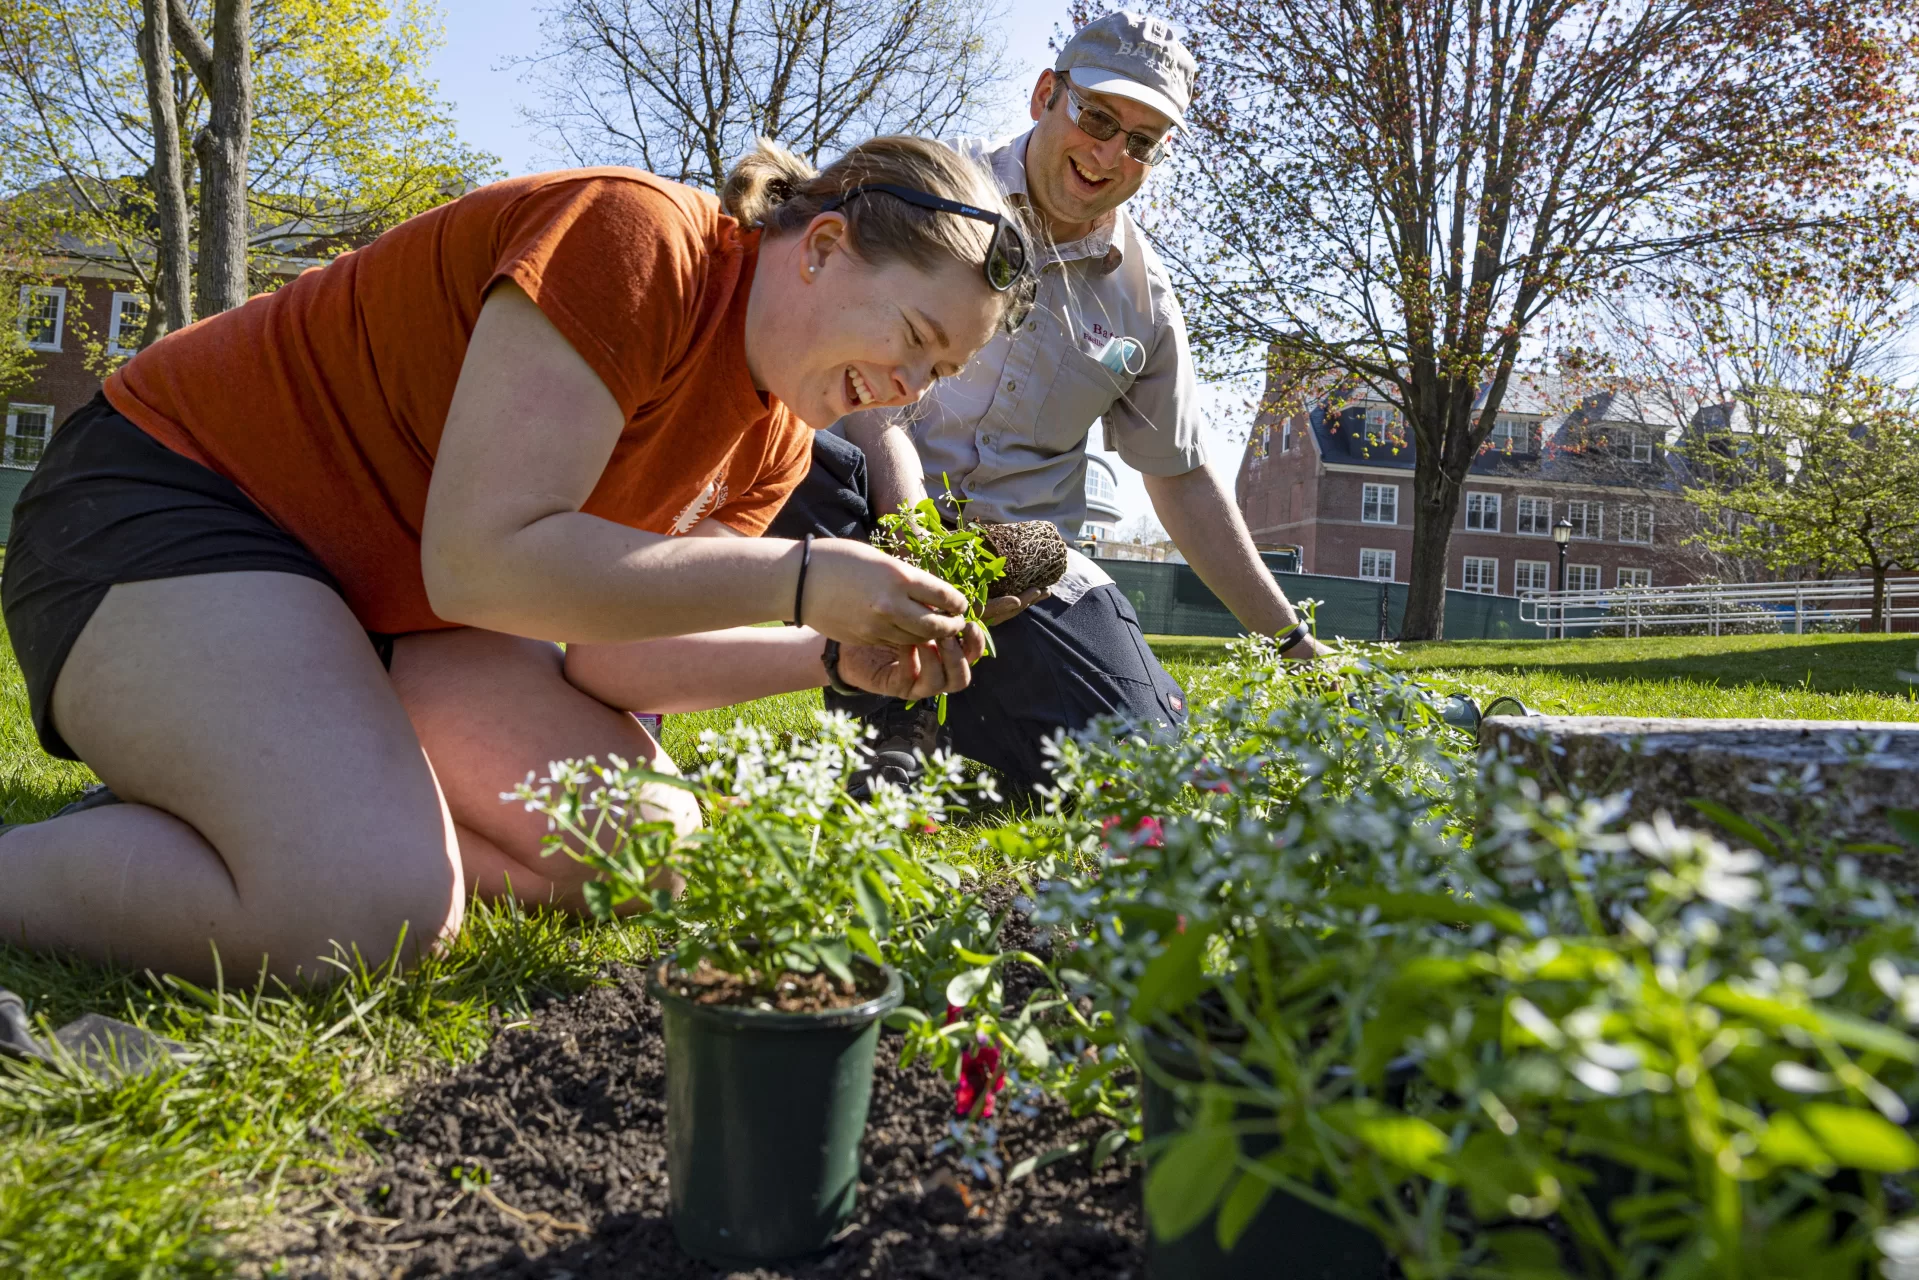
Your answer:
[3,628,1916,1275]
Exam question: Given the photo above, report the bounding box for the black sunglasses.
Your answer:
[819,182,1034,326]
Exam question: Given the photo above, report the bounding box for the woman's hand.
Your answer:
[982,586,1049,626]
[837,623,987,700]
[803,539,971,648]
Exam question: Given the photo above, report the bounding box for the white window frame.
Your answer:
[4,402,55,469]
[1631,431,1655,464]
[1617,505,1654,545]
[1464,491,1501,532]
[1565,500,1603,540]
[17,285,66,353]
[1515,560,1551,593]
[106,291,147,357]
[1617,567,1652,588]
[1567,564,1601,593]
[1361,482,1399,525]
[1516,495,1553,536]
[1362,404,1396,442]
[1358,548,1396,581]
[1461,556,1499,594]
[1280,420,1294,452]
[1488,417,1532,454]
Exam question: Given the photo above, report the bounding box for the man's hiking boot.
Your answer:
[825,690,947,799]
[0,990,50,1066]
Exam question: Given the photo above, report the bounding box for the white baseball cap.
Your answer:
[1054,10,1197,128]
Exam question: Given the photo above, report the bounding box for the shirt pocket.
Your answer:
[1034,346,1131,452]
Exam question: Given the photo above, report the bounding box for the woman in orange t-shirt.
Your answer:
[0,137,1035,982]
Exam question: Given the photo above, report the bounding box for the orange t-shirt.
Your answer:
[104,168,812,635]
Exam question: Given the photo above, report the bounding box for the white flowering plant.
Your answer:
[929,634,1919,1276]
[511,712,995,994]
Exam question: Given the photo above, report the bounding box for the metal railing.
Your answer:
[1518,577,1919,636]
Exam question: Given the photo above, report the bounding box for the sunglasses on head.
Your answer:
[818,183,1035,328]
[1063,82,1175,166]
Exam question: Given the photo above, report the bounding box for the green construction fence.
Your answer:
[1096,558,1527,641]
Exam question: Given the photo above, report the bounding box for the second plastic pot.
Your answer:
[1139,1028,1394,1280]
[648,955,902,1268]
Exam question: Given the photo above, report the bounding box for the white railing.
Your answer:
[1518,577,1919,636]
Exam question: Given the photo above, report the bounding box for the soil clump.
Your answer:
[260,964,1142,1279]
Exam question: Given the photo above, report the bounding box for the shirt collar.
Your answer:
[995,131,1129,274]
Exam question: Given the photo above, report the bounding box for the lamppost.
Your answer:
[1553,518,1574,639]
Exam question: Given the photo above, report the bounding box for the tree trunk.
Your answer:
[1871,561,1888,631]
[1400,451,1464,641]
[139,0,193,336]
[175,0,252,316]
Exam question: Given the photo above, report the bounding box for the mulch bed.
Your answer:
[260,965,1144,1279]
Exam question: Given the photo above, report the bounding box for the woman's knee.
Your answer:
[250,828,466,975]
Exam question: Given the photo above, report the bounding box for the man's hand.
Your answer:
[981,587,1049,626]
[838,623,988,699]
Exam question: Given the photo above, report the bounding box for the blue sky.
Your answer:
[425,0,1213,531]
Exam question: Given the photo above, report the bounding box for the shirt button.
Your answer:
[1004,379,1017,393]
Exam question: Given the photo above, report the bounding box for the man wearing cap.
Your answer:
[770,10,1323,793]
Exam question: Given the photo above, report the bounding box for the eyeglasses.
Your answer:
[818,182,1034,326]
[1062,83,1174,166]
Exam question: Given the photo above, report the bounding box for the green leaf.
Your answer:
[853,870,892,935]
[1889,808,1919,849]
[1327,1108,1449,1177]
[1324,888,1530,935]
[946,966,995,1009]
[846,926,884,966]
[1144,1126,1238,1243]
[1214,1169,1274,1253]
[815,939,855,986]
[1701,984,1919,1063]
[580,878,618,921]
[1686,797,1781,858]
[1007,1141,1085,1184]
[1015,1024,1052,1069]
[1799,1103,1919,1173]
[1483,1228,1564,1277]
[1130,920,1214,1025]
[1091,1128,1129,1169]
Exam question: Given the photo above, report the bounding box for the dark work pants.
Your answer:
[767,433,1188,791]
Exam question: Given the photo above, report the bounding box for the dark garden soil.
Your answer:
[259,963,1144,1279]
[664,958,886,1012]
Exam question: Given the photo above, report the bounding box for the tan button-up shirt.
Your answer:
[843,131,1207,561]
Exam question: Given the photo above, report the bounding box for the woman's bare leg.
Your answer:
[387,628,699,910]
[0,573,462,983]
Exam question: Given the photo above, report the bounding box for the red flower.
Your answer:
[955,1035,1006,1118]
[1191,759,1232,794]
[921,821,941,835]
[1100,814,1163,848]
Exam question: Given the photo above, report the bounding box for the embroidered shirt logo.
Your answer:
[670,473,730,534]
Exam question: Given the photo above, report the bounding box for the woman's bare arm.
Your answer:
[420,283,968,647]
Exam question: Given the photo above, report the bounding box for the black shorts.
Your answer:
[1,395,387,761]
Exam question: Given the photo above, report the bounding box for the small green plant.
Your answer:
[513,713,994,997]
[873,491,1006,723]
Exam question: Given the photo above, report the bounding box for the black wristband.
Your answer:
[1276,620,1311,654]
[787,533,814,627]
[820,639,862,696]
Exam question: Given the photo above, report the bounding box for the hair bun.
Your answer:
[766,176,796,204]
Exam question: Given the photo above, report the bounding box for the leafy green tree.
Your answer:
[1127,0,1919,638]
[0,0,496,343]
[0,277,40,398]
[1686,381,1919,629]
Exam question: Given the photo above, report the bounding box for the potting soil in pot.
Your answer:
[256,965,1143,1279]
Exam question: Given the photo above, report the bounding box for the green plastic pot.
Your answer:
[1139,1029,1392,1280]
[648,954,902,1268]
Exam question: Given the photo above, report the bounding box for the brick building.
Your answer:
[1235,370,1722,596]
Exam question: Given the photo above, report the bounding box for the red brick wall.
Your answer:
[8,277,128,427]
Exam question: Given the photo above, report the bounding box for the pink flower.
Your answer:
[956,1036,1006,1118]
[1100,814,1163,848]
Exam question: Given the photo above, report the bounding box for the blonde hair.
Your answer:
[723,136,1035,324]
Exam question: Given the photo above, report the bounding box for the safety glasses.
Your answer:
[819,182,1034,326]
[1063,83,1174,166]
